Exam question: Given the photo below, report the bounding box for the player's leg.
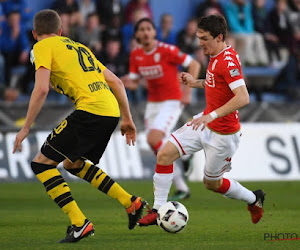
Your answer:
[147,129,165,154]
[32,153,86,227]
[145,101,181,154]
[147,100,190,197]
[64,159,146,229]
[31,152,94,243]
[37,112,98,242]
[169,161,190,201]
[203,177,265,224]
[139,121,202,226]
[203,130,265,224]
[138,141,180,226]
[63,113,146,229]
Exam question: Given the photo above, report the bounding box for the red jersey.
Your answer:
[129,41,192,102]
[204,46,246,134]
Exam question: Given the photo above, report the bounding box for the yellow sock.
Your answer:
[31,162,86,227]
[107,183,132,208]
[69,161,132,208]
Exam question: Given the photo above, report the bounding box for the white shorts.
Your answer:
[144,100,183,136]
[169,112,241,180]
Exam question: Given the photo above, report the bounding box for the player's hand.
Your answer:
[179,72,195,87]
[13,127,30,153]
[189,114,214,131]
[120,75,134,89]
[120,119,136,146]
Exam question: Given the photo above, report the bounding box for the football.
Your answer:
[157,201,189,233]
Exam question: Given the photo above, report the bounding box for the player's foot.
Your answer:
[169,190,191,201]
[138,208,158,226]
[126,196,147,230]
[59,219,94,243]
[248,190,265,224]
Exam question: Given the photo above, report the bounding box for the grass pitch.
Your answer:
[0,181,299,249]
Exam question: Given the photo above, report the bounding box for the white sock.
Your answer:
[224,179,256,204]
[173,161,189,192]
[153,172,173,210]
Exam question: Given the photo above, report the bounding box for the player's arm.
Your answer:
[103,68,136,146]
[180,73,206,89]
[13,67,50,153]
[181,59,201,105]
[214,85,249,117]
[190,84,249,131]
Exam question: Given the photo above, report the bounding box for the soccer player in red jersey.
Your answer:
[122,18,200,200]
[138,14,265,226]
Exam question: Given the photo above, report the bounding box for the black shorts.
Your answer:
[41,110,119,164]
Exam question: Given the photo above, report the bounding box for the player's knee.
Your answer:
[147,136,158,149]
[63,160,73,170]
[63,159,83,170]
[32,152,58,165]
[203,178,221,191]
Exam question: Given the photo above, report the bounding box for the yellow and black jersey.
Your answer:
[31,36,120,117]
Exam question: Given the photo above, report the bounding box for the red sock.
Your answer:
[155,163,173,174]
[217,178,230,194]
[151,141,163,155]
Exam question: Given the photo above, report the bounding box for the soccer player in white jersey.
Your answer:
[139,14,265,226]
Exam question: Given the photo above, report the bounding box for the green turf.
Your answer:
[0,181,299,249]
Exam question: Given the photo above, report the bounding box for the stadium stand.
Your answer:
[0,0,299,105]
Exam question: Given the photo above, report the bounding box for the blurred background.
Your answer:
[0,0,300,182]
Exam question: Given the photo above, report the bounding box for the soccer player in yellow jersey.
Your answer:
[12,9,146,243]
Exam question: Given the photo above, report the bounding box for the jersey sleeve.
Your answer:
[33,43,52,71]
[129,51,139,80]
[221,55,245,91]
[165,45,192,67]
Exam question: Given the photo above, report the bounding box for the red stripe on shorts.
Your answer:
[171,134,186,155]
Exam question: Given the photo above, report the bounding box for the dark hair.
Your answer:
[197,14,227,41]
[134,18,156,34]
[33,9,61,36]
[86,12,99,20]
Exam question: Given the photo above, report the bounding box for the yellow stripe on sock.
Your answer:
[47,182,70,200]
[76,162,90,179]
[36,169,61,183]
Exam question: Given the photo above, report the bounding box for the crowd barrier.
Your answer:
[0,123,299,182]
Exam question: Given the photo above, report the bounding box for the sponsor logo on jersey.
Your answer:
[139,65,163,79]
[212,59,218,71]
[224,51,232,55]
[205,70,215,87]
[135,56,143,61]
[224,56,234,61]
[229,68,240,77]
[227,61,236,68]
[154,53,160,62]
